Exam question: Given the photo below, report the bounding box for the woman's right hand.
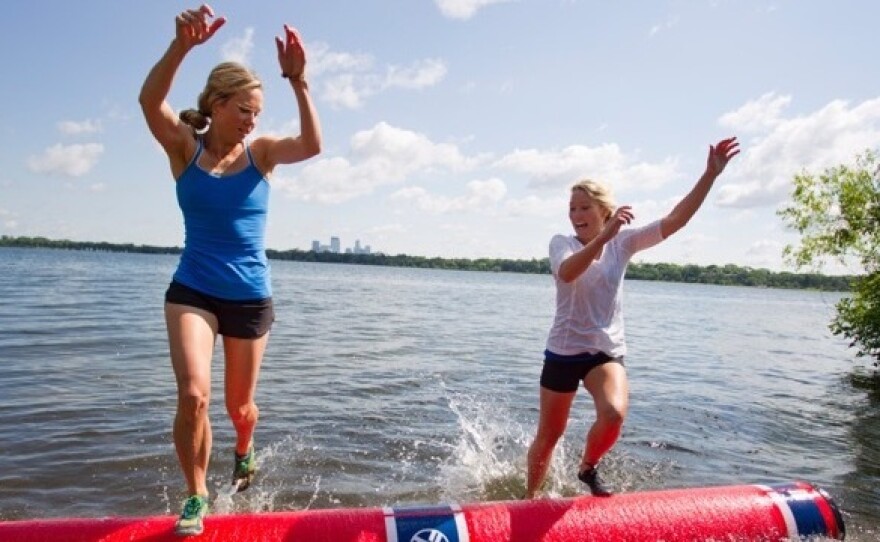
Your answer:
[600,205,634,242]
[175,4,225,50]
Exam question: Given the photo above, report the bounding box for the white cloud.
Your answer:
[629,195,681,223]
[719,92,791,133]
[502,194,564,217]
[715,180,773,208]
[309,43,374,76]
[493,143,679,192]
[747,238,783,257]
[435,0,513,20]
[274,123,688,221]
[57,119,102,135]
[679,232,716,247]
[383,59,447,89]
[322,74,370,109]
[657,231,718,265]
[348,122,473,169]
[222,27,255,64]
[0,208,17,230]
[275,122,478,203]
[743,238,786,269]
[649,15,680,37]
[390,177,506,213]
[307,42,446,109]
[717,95,880,208]
[27,143,104,177]
[369,223,407,235]
[104,103,131,122]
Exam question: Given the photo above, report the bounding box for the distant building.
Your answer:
[311,236,373,255]
[353,239,371,255]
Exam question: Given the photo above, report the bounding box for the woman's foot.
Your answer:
[578,464,612,497]
[232,441,256,492]
[174,494,209,536]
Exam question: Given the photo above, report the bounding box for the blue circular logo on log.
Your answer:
[410,528,450,542]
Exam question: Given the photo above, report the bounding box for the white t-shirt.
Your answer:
[545,221,664,357]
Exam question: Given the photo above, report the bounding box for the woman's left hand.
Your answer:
[276,24,307,79]
[706,137,740,177]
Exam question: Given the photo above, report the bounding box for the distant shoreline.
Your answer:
[0,235,854,292]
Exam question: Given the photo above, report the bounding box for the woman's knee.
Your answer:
[177,390,210,422]
[227,401,259,425]
[596,402,626,427]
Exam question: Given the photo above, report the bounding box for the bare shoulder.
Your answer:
[168,128,200,179]
[248,136,278,176]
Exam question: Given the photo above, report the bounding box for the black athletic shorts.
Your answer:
[539,349,624,393]
[164,280,275,339]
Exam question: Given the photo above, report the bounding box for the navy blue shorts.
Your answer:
[539,350,624,393]
[164,281,275,339]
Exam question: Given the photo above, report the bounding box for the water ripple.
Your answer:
[0,249,876,539]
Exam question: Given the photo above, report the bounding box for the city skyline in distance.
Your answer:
[311,236,373,255]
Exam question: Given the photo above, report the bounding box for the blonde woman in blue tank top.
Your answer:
[138,4,321,535]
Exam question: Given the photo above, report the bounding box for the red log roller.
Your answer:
[0,481,844,541]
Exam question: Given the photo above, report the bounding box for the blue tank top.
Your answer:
[172,139,271,300]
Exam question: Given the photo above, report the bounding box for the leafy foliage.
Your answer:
[779,150,880,272]
[831,272,880,363]
[778,150,880,365]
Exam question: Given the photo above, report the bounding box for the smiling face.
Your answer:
[569,187,614,244]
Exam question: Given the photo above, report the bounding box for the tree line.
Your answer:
[0,236,182,255]
[1,235,853,292]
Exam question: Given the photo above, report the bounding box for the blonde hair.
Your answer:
[571,179,616,220]
[179,62,262,131]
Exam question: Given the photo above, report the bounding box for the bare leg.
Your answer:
[223,333,268,456]
[166,303,218,497]
[525,387,577,498]
[581,362,628,470]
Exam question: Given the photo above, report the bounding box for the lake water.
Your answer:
[0,247,877,540]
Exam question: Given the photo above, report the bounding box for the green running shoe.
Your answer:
[174,494,208,537]
[232,442,256,492]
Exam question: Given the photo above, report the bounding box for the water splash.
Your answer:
[437,381,529,502]
[435,380,676,503]
[209,436,316,514]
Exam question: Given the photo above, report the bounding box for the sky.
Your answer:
[2,1,879,273]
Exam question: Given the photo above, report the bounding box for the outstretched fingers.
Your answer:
[602,206,634,240]
[613,205,635,225]
[707,136,740,175]
[176,4,225,45]
[277,24,307,77]
[717,137,740,158]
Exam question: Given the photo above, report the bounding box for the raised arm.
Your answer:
[660,137,739,239]
[256,24,322,172]
[138,5,225,162]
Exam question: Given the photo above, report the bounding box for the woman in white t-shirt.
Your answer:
[525,137,739,498]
